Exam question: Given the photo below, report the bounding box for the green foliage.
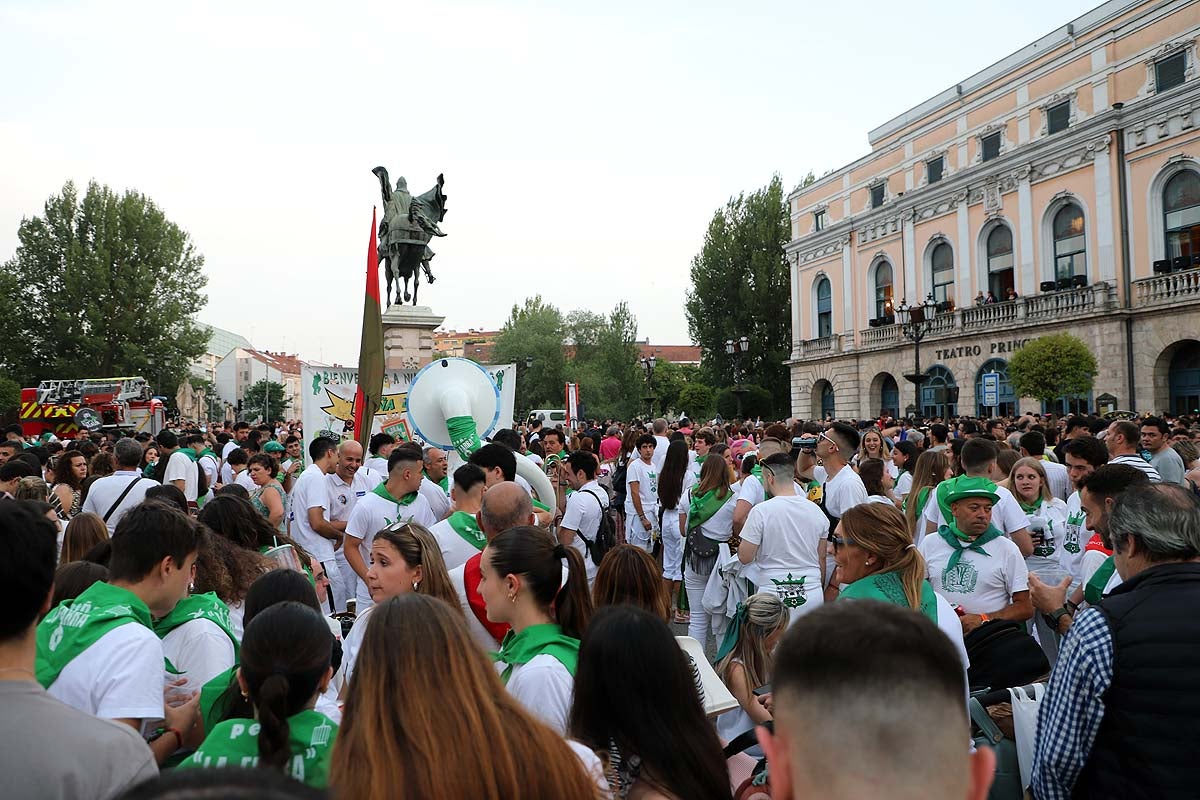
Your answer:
[564,302,642,421]
[685,175,792,419]
[492,296,567,415]
[244,379,289,424]
[0,181,209,395]
[1008,333,1098,404]
[0,375,20,422]
[715,384,774,420]
[678,383,715,420]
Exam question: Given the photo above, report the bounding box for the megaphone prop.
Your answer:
[405,357,555,505]
[74,406,104,433]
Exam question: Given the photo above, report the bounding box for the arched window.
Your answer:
[816,277,832,338]
[1053,205,1087,281]
[987,226,1015,299]
[874,261,894,320]
[930,243,954,306]
[821,382,836,418]
[921,365,957,419]
[975,359,1015,417]
[1165,170,1200,262]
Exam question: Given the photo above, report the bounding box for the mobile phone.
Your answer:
[753,683,772,697]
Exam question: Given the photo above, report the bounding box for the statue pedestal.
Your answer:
[382,304,445,370]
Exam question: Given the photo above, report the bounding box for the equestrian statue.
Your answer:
[371,167,448,306]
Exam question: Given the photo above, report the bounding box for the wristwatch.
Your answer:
[1043,606,1072,630]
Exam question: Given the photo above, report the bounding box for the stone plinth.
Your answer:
[382,305,445,371]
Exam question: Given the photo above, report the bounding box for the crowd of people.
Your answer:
[0,406,1198,799]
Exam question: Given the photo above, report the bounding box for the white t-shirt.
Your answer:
[933,591,971,674]
[623,459,658,516]
[326,469,385,524]
[651,435,671,473]
[345,487,436,608]
[418,476,451,521]
[163,450,199,502]
[920,531,1029,615]
[221,440,240,460]
[740,494,829,596]
[47,623,164,722]
[560,480,609,583]
[1022,497,1070,581]
[429,514,486,573]
[499,653,574,735]
[822,466,868,519]
[895,470,914,499]
[234,469,256,491]
[1041,459,1071,501]
[1059,491,1091,585]
[737,474,765,509]
[219,462,234,485]
[80,471,155,533]
[340,603,375,687]
[364,456,389,476]
[288,467,334,562]
[923,483,1028,537]
[160,618,237,690]
[448,562,501,652]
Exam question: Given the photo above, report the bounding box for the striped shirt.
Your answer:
[1108,454,1162,483]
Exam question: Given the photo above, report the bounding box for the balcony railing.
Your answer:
[1133,267,1200,308]
[797,334,841,358]
[861,325,900,348]
[961,300,1020,330]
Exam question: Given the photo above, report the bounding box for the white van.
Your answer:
[528,409,568,428]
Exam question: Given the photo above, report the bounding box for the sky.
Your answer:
[0,0,1101,366]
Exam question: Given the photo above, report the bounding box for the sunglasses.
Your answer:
[828,533,856,551]
[818,431,838,449]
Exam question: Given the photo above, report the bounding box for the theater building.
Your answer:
[786,0,1200,419]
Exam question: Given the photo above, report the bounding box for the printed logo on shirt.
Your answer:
[310,720,332,747]
[771,574,808,608]
[1063,512,1085,554]
[336,493,348,506]
[942,562,979,594]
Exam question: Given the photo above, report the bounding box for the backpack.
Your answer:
[610,458,629,507]
[580,489,616,567]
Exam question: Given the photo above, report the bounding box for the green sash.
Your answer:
[840,570,938,622]
[36,581,154,688]
[687,487,733,532]
[492,623,580,683]
[153,593,240,660]
[446,510,485,551]
[179,709,338,788]
[1084,556,1117,606]
[936,522,1005,574]
[199,666,239,733]
[903,485,931,516]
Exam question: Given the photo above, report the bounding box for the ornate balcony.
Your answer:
[796,334,842,359]
[1133,267,1200,308]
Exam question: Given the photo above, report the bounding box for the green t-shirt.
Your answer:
[179,709,338,788]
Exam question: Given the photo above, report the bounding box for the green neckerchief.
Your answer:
[372,481,418,510]
[143,463,156,478]
[1084,556,1117,606]
[198,447,217,461]
[179,709,338,788]
[153,593,240,660]
[687,487,733,532]
[446,510,485,551]
[36,581,153,688]
[840,570,937,622]
[492,623,579,683]
[424,471,449,492]
[179,448,199,462]
[199,666,239,733]
[903,485,931,515]
[936,522,1005,573]
[695,454,708,465]
[1018,497,1041,515]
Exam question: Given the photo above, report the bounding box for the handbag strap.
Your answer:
[103,476,144,523]
[968,697,1004,746]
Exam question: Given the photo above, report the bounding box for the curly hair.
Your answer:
[193,528,273,606]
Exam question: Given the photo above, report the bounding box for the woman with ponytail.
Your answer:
[831,503,968,674]
[180,601,337,788]
[479,525,594,734]
[340,522,457,686]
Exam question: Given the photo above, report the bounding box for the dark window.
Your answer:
[930,243,954,305]
[982,132,1002,162]
[874,261,893,319]
[987,226,1015,299]
[820,382,836,419]
[1156,51,1187,93]
[870,184,885,209]
[816,278,832,338]
[1165,170,1200,261]
[927,157,944,184]
[1047,101,1070,135]
[814,209,826,232]
[1053,205,1087,281]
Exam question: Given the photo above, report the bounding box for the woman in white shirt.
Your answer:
[478,525,592,735]
[858,457,901,508]
[1007,457,1070,664]
[681,455,738,649]
[714,593,787,755]
[340,523,456,687]
[892,440,919,500]
[855,429,898,479]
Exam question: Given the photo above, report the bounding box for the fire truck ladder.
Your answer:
[36,377,151,406]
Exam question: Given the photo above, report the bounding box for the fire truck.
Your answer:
[19,376,165,440]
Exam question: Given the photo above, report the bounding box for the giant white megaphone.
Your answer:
[405,357,555,505]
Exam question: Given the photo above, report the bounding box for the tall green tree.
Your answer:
[685,175,792,418]
[244,379,289,424]
[492,296,567,415]
[565,302,642,420]
[0,181,209,394]
[1008,333,1098,406]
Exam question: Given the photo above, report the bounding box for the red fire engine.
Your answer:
[19,376,165,440]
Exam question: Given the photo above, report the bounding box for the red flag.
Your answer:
[354,208,384,447]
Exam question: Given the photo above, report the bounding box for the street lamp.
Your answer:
[640,356,657,416]
[895,294,939,402]
[725,336,751,419]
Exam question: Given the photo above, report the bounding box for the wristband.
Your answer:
[978,612,990,623]
[1065,599,1078,615]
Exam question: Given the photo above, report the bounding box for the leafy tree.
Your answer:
[243,379,289,424]
[492,296,566,415]
[1008,333,1098,406]
[686,175,792,418]
[678,383,715,420]
[0,181,209,395]
[565,302,642,421]
[0,375,20,422]
[715,384,774,421]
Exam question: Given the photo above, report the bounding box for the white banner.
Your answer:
[301,363,516,458]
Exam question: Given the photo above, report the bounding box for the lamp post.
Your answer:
[895,294,939,414]
[518,356,533,421]
[640,356,657,417]
[725,336,750,419]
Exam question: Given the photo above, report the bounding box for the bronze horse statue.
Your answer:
[372,167,447,306]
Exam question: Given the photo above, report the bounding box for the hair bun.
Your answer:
[552,543,568,560]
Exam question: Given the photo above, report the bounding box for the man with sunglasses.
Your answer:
[815,422,867,529]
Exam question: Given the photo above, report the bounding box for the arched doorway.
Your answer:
[879,374,899,417]
[921,365,956,419]
[812,380,836,420]
[1170,340,1200,414]
[975,359,1015,417]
